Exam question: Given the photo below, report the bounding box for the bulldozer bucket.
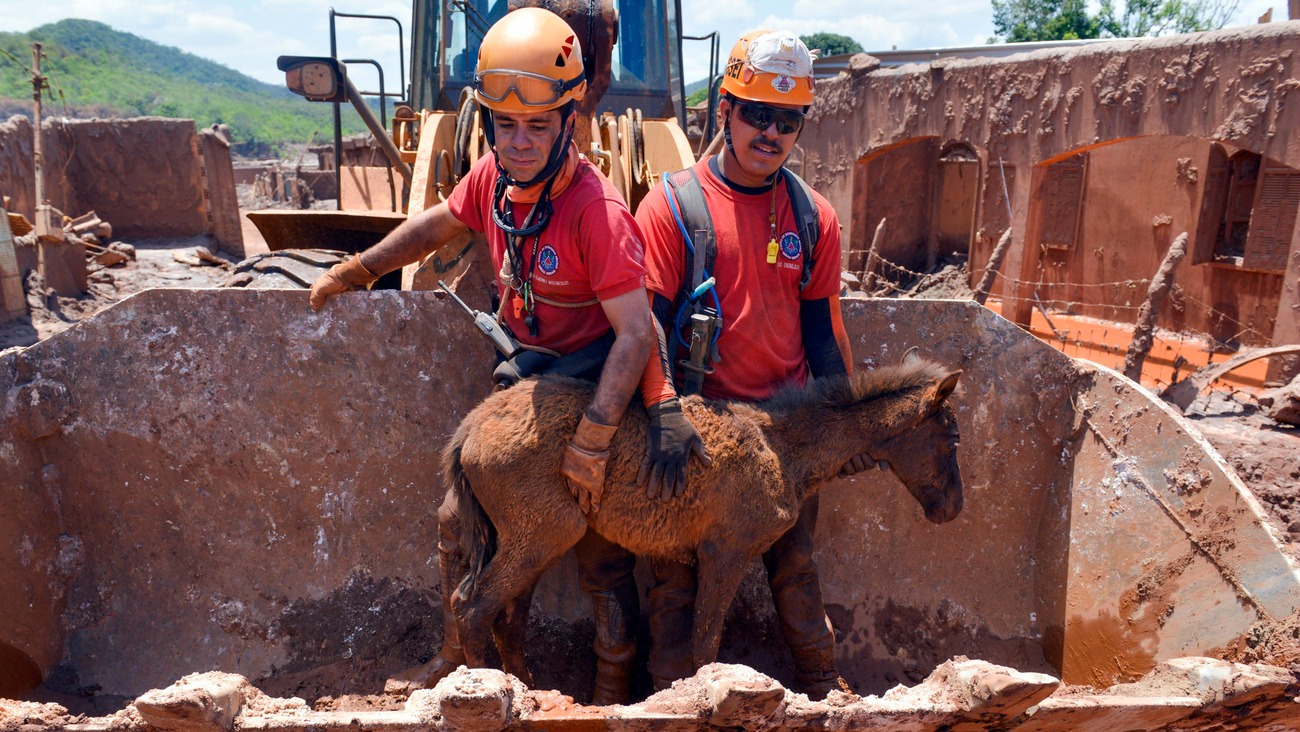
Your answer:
[247,209,408,253]
[0,293,1295,710]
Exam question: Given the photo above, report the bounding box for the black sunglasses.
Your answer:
[733,100,804,135]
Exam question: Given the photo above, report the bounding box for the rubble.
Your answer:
[2,658,1295,732]
[1260,377,1300,427]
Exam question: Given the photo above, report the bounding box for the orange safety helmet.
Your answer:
[474,7,587,114]
[719,30,816,107]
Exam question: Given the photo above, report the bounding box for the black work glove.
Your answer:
[637,398,713,500]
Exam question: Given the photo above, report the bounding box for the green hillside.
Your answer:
[0,19,368,156]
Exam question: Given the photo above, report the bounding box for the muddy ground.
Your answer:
[2,198,1298,715]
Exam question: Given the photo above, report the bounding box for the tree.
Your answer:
[992,0,1102,41]
[1097,0,1239,36]
[990,0,1238,42]
[800,32,864,57]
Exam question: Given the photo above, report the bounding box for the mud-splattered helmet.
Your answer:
[720,30,816,107]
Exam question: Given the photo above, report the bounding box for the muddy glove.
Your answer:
[561,414,619,514]
[638,398,713,500]
[838,452,889,478]
[309,255,379,311]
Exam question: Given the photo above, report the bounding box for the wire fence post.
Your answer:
[973,227,1013,305]
[1123,232,1189,383]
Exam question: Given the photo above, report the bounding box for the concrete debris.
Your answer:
[172,250,204,267]
[169,248,229,269]
[1259,376,1300,427]
[194,246,231,268]
[66,211,112,242]
[701,664,786,729]
[4,657,1296,731]
[134,672,250,732]
[86,242,129,268]
[1160,344,1300,414]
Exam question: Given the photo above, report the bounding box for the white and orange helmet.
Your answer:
[720,30,816,107]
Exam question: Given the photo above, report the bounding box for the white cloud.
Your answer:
[10,0,1296,92]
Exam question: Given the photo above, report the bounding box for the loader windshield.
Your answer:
[424,0,684,120]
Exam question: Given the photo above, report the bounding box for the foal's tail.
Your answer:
[449,441,496,603]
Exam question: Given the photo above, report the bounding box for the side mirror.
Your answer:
[277,56,348,103]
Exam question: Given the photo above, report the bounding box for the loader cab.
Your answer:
[413,0,686,122]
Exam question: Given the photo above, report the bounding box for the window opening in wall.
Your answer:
[1197,145,1297,273]
[1215,150,1260,262]
[1037,152,1087,251]
[933,143,979,261]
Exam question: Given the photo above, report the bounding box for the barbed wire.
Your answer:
[860,250,1277,389]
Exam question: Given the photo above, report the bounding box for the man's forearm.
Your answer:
[586,333,652,427]
[358,204,466,276]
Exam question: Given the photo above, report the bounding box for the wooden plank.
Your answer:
[0,206,27,322]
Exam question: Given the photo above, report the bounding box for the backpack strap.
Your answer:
[779,167,821,292]
[663,167,717,312]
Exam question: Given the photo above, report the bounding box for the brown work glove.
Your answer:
[638,398,712,500]
[838,452,889,478]
[561,414,619,514]
[308,255,379,311]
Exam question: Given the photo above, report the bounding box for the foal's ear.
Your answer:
[927,370,962,410]
[902,346,921,365]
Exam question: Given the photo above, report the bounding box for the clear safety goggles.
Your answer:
[733,100,805,136]
[474,69,584,107]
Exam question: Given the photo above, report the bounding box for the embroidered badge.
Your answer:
[780,232,801,260]
[771,75,795,94]
[538,244,560,275]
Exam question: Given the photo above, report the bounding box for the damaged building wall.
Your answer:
[1025,137,1284,345]
[801,23,1300,375]
[0,115,242,251]
[2,291,1295,703]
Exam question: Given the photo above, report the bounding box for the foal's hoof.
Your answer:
[384,655,461,696]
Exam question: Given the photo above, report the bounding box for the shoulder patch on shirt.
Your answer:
[537,244,560,276]
[779,231,802,261]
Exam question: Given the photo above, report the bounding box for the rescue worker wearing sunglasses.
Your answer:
[634,31,875,699]
[308,7,707,705]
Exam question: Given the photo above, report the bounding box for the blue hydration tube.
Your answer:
[663,187,723,351]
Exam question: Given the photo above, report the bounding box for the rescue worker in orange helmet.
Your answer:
[634,30,879,699]
[308,7,709,704]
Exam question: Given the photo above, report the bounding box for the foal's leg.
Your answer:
[492,581,537,686]
[690,540,753,669]
[455,531,582,671]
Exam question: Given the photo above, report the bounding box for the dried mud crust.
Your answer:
[1182,392,1300,559]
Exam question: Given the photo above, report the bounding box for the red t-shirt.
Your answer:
[448,153,646,355]
[637,157,842,402]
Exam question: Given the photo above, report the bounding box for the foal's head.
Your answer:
[826,351,964,524]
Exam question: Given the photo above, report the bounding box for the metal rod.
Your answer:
[330,9,343,211]
[32,43,45,208]
[332,11,407,105]
[343,58,397,211]
[343,74,412,185]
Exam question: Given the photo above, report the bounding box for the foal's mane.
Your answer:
[761,360,950,414]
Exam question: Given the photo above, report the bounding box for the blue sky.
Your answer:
[4,0,1287,94]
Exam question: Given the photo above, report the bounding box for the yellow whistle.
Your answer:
[766,239,779,264]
